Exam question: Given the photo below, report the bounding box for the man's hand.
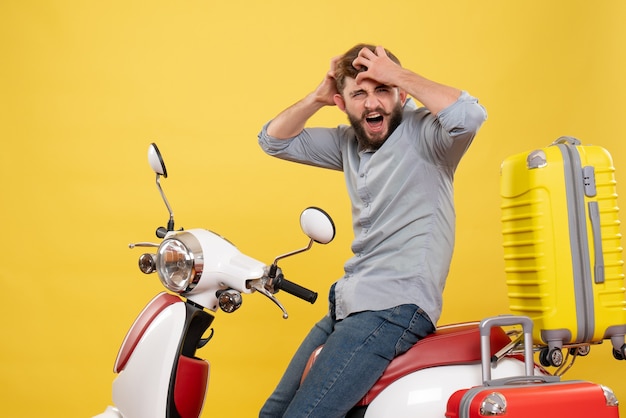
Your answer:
[266,56,341,139]
[352,46,403,87]
[311,56,341,106]
[352,45,461,115]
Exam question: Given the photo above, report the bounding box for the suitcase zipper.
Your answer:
[556,143,595,343]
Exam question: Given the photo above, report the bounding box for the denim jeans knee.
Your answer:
[259,315,335,418]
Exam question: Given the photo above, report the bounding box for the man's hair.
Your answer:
[334,44,401,93]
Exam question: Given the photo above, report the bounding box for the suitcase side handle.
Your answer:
[588,201,606,284]
[479,315,535,381]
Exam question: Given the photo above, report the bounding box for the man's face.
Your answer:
[334,78,406,150]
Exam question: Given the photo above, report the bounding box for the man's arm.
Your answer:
[266,94,327,139]
[352,46,461,115]
[266,58,340,139]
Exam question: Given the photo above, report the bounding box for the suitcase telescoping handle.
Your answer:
[479,315,535,381]
[551,136,581,146]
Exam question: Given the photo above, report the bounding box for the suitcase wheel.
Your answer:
[539,346,563,367]
[568,345,590,357]
[612,343,626,361]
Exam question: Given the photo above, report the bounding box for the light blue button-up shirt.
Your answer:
[258,92,487,325]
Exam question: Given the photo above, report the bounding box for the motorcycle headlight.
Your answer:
[156,232,204,293]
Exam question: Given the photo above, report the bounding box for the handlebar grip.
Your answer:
[277,276,318,304]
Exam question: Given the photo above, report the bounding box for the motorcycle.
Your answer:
[96,144,619,418]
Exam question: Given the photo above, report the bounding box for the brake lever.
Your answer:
[249,279,289,319]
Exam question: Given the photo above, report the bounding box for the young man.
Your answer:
[258,44,487,417]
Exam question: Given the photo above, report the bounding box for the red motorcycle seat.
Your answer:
[301,322,512,406]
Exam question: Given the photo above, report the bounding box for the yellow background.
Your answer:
[1,0,624,416]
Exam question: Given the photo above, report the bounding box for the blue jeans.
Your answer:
[259,288,435,417]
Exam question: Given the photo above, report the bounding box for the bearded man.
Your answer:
[258,43,487,418]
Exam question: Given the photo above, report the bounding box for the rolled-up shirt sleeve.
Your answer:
[414,91,486,167]
[437,91,487,139]
[258,122,344,171]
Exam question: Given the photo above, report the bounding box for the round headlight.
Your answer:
[156,233,203,293]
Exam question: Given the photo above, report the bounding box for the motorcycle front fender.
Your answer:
[112,295,188,418]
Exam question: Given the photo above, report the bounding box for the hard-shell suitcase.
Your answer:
[445,316,620,418]
[500,137,626,365]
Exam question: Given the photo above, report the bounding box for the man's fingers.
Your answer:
[374,45,388,57]
[328,55,341,77]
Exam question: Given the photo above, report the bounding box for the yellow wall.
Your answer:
[1,1,624,416]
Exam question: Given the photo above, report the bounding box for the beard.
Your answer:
[348,101,404,151]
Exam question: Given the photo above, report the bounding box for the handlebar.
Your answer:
[247,267,318,319]
[275,275,318,304]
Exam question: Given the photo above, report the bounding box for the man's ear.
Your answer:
[399,89,407,106]
[333,94,346,112]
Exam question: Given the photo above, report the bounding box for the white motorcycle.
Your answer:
[96,144,618,418]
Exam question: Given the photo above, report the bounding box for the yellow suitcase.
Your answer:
[500,137,626,366]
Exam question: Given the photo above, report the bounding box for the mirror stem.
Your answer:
[156,173,175,231]
[272,238,314,267]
